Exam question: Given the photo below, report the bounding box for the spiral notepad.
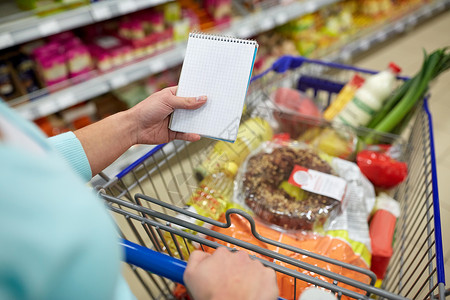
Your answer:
[169,32,258,142]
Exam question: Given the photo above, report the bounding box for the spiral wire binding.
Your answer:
[189,31,258,46]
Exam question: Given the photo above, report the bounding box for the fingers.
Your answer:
[186,250,210,268]
[184,250,210,281]
[173,132,202,142]
[163,86,207,110]
[172,95,207,110]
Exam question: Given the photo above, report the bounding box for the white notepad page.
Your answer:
[169,32,258,142]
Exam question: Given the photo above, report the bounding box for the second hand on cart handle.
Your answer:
[121,239,287,300]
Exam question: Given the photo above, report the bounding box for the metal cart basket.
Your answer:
[98,56,445,300]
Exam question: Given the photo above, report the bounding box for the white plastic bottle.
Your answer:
[334,63,401,127]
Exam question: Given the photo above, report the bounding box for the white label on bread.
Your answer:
[288,165,347,201]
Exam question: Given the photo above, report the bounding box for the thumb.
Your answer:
[167,94,208,110]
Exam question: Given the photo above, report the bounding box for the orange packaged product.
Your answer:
[205,214,371,300]
[274,233,370,300]
[203,214,275,261]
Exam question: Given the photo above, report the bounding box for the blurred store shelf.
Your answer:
[0,0,172,51]
[11,0,342,121]
[326,0,450,63]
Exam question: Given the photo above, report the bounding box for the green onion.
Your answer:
[366,74,414,129]
[366,49,428,129]
[365,47,450,143]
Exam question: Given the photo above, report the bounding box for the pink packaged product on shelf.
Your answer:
[183,9,200,31]
[37,55,68,86]
[89,35,135,70]
[204,0,232,20]
[157,27,174,51]
[118,22,132,40]
[148,12,165,32]
[32,42,61,59]
[48,31,76,44]
[66,45,93,78]
[129,21,146,40]
[131,34,157,57]
[119,21,146,41]
[89,47,112,72]
[131,39,147,59]
[122,46,134,64]
[214,16,232,28]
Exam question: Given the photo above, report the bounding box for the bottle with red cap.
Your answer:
[334,62,402,128]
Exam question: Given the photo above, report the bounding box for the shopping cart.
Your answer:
[97,55,446,300]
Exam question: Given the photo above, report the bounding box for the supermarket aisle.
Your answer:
[352,9,450,285]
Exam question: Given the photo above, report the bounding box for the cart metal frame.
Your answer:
[98,56,445,300]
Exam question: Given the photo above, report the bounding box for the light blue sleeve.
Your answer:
[48,132,92,181]
[0,144,136,300]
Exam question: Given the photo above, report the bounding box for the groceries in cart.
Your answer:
[235,140,343,231]
[323,74,366,121]
[369,193,401,280]
[169,134,377,298]
[356,144,408,189]
[298,125,358,160]
[188,162,237,220]
[205,214,372,300]
[194,117,274,181]
[99,50,449,300]
[272,87,322,138]
[365,47,450,135]
[333,62,402,128]
[265,73,409,189]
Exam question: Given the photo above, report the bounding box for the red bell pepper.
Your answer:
[356,146,408,189]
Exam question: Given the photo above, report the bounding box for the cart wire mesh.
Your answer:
[98,56,445,300]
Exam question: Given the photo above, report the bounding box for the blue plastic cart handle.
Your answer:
[121,239,187,284]
[121,239,286,299]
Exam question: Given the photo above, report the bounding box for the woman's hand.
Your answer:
[74,86,206,176]
[130,86,207,145]
[183,247,279,300]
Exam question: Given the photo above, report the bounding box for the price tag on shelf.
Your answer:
[118,1,138,14]
[178,46,186,58]
[407,15,417,26]
[0,33,14,50]
[260,17,275,31]
[437,1,445,11]
[152,0,167,5]
[423,7,432,18]
[58,92,77,109]
[109,74,129,89]
[29,107,41,120]
[275,12,288,25]
[305,1,318,13]
[18,108,36,121]
[359,39,370,51]
[38,98,58,117]
[238,26,253,38]
[91,4,112,21]
[38,20,60,37]
[376,31,387,42]
[340,50,351,62]
[149,60,166,74]
[395,22,405,33]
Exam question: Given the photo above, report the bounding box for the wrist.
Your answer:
[113,109,138,148]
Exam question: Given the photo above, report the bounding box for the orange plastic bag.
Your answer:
[205,214,370,300]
